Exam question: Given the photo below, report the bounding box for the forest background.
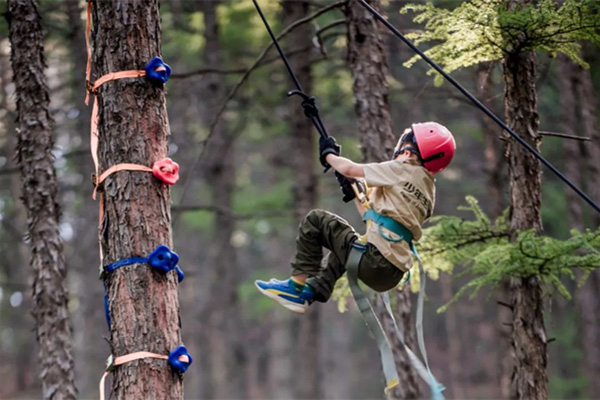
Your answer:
[1,0,599,399]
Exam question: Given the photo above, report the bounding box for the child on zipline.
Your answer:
[255,122,456,314]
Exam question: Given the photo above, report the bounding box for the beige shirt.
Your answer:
[362,157,435,271]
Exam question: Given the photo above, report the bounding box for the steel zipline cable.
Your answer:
[356,0,600,215]
[251,0,330,140]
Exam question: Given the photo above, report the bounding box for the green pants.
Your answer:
[291,209,404,302]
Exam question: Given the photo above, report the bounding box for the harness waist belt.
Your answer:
[363,209,413,243]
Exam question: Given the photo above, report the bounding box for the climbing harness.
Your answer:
[99,346,193,400]
[357,0,600,215]
[84,4,191,397]
[251,0,443,396]
[346,241,398,394]
[347,183,445,399]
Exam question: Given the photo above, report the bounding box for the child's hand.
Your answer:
[335,171,356,203]
[319,136,341,168]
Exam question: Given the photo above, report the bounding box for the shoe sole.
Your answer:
[255,281,307,315]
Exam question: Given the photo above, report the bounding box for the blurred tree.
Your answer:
[195,1,246,398]
[0,40,38,398]
[346,0,420,397]
[281,1,323,398]
[559,47,600,398]
[62,1,105,396]
[89,0,184,397]
[7,0,77,398]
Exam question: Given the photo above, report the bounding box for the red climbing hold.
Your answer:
[153,158,179,185]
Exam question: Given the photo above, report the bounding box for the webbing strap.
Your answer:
[363,209,414,243]
[88,70,146,177]
[93,163,153,200]
[413,254,445,400]
[380,252,445,400]
[85,1,92,104]
[346,244,399,395]
[348,242,444,399]
[99,351,190,400]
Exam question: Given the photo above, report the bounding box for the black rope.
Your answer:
[357,0,600,215]
[252,0,330,139]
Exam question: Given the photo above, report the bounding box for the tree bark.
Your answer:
[0,45,39,398]
[90,1,183,398]
[558,55,583,229]
[476,61,512,399]
[571,47,600,399]
[7,1,77,398]
[282,1,323,399]
[477,62,505,217]
[196,2,246,398]
[346,0,420,397]
[502,28,547,400]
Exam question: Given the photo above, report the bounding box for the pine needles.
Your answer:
[419,196,600,312]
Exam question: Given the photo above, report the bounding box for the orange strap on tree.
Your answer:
[99,346,192,400]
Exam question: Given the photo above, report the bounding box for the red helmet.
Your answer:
[411,122,456,174]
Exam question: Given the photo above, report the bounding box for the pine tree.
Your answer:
[403,0,600,398]
[282,1,323,398]
[89,1,185,397]
[7,1,77,398]
[346,0,420,397]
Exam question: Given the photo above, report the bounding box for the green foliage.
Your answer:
[330,273,352,313]
[419,197,600,312]
[401,0,600,83]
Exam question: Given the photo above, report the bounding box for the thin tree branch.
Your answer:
[0,148,90,176]
[172,204,293,220]
[497,300,514,310]
[172,46,313,79]
[539,131,590,141]
[315,19,346,57]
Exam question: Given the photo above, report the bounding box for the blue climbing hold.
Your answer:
[145,57,171,84]
[168,345,193,374]
[175,265,185,283]
[148,245,179,273]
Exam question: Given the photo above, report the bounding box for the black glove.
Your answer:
[319,136,341,168]
[335,171,356,203]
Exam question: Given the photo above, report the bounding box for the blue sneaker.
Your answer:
[255,278,315,314]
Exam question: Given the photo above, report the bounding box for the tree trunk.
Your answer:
[90,1,183,398]
[558,55,583,229]
[196,2,246,398]
[0,47,39,398]
[571,47,600,399]
[502,38,547,400]
[439,273,465,398]
[346,0,420,397]
[477,62,505,217]
[282,1,322,399]
[7,1,77,398]
[477,61,512,399]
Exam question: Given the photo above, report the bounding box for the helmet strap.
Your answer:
[422,152,445,163]
[393,146,422,161]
